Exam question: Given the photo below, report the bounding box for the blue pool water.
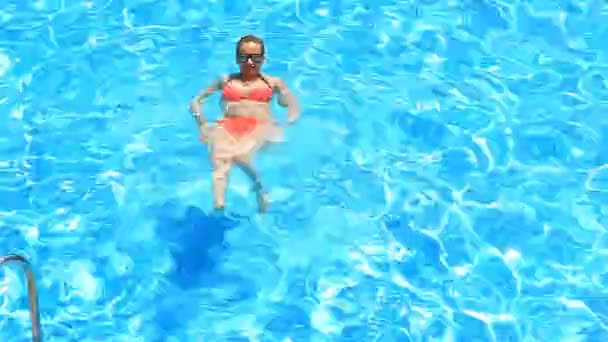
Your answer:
[2,0,608,340]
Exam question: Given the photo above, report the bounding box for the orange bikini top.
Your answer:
[221,76,274,102]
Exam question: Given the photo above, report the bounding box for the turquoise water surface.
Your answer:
[2,0,608,341]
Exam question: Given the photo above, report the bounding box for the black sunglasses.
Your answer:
[237,53,264,64]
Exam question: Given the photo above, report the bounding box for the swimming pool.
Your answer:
[2,0,608,340]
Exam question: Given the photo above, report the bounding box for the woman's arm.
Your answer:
[190,77,224,129]
[274,78,300,124]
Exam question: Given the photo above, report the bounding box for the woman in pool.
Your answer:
[190,35,300,213]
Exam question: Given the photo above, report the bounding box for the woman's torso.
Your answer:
[220,75,276,121]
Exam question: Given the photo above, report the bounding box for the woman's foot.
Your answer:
[257,191,269,213]
[213,201,225,215]
[252,182,269,213]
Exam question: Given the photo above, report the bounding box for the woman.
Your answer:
[190,35,300,213]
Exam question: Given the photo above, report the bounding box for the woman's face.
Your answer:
[237,41,264,75]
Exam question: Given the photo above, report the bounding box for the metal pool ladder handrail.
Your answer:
[0,254,43,342]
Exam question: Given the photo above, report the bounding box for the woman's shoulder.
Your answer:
[260,74,284,88]
[214,74,238,88]
[226,73,240,80]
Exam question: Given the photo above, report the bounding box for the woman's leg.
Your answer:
[234,154,268,212]
[211,157,232,210]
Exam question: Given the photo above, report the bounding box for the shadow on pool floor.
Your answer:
[154,200,241,289]
[151,200,254,337]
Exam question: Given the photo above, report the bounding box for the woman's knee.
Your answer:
[212,169,227,182]
[212,159,231,180]
[233,155,251,166]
